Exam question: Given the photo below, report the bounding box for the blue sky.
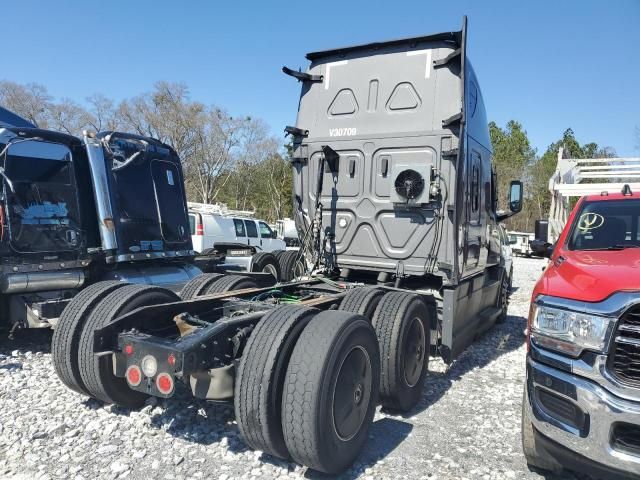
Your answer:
[3,0,639,156]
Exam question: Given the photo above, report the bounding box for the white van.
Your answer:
[188,203,286,254]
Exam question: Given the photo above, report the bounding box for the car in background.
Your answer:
[188,203,285,254]
[188,202,286,279]
[523,186,640,479]
[508,230,534,257]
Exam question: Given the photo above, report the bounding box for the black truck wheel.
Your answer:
[278,250,305,282]
[272,250,285,260]
[372,291,431,411]
[78,285,180,408]
[282,311,380,474]
[339,288,385,320]
[180,273,224,300]
[235,305,318,459]
[250,252,281,281]
[521,389,563,473]
[496,273,510,324]
[203,274,258,294]
[52,281,129,396]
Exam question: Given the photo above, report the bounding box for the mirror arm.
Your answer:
[496,211,514,222]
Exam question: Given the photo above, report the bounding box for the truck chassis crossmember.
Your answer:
[103,280,348,401]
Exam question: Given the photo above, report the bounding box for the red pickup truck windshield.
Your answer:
[568,198,640,251]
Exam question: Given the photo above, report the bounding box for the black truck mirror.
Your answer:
[509,180,523,213]
[530,239,554,258]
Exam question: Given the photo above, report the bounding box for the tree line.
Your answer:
[0,79,615,230]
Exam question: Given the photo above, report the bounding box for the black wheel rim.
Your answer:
[332,346,372,441]
[403,317,426,387]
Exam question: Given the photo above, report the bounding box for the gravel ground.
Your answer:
[0,256,589,480]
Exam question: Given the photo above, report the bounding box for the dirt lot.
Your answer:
[0,256,589,479]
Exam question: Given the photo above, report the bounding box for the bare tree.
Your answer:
[47,98,91,135]
[118,81,203,161]
[188,108,248,204]
[85,93,121,132]
[0,80,52,127]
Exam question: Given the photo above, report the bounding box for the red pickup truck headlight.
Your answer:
[531,304,616,357]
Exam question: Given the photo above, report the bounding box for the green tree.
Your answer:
[489,120,537,230]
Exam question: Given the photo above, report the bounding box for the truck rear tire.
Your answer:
[180,273,224,300]
[521,388,563,473]
[339,288,385,320]
[278,250,304,282]
[282,311,380,474]
[203,274,258,294]
[52,281,129,396]
[77,285,180,408]
[235,305,318,459]
[372,291,431,411]
[250,252,281,281]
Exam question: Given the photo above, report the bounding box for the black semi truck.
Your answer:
[0,117,204,332]
[53,18,522,474]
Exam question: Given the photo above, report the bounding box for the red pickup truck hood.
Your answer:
[540,249,640,302]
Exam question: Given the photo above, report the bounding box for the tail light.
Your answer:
[156,373,174,395]
[195,221,204,236]
[167,353,176,367]
[125,365,142,387]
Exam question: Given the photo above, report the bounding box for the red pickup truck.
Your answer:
[522,186,640,479]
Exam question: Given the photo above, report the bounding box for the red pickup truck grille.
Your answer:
[610,305,640,386]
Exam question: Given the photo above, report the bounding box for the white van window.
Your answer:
[189,214,196,235]
[259,222,274,238]
[245,220,258,238]
[234,219,246,237]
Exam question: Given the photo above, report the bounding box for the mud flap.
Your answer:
[440,271,501,363]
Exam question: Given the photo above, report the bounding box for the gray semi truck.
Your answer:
[52,17,522,474]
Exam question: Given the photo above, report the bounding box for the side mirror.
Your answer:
[509,180,523,213]
[530,239,554,259]
[272,231,278,239]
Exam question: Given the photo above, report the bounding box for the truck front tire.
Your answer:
[372,291,432,411]
[282,311,380,474]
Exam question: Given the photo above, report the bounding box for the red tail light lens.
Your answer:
[126,365,142,387]
[196,223,204,235]
[167,353,176,367]
[156,373,174,395]
[124,344,134,356]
